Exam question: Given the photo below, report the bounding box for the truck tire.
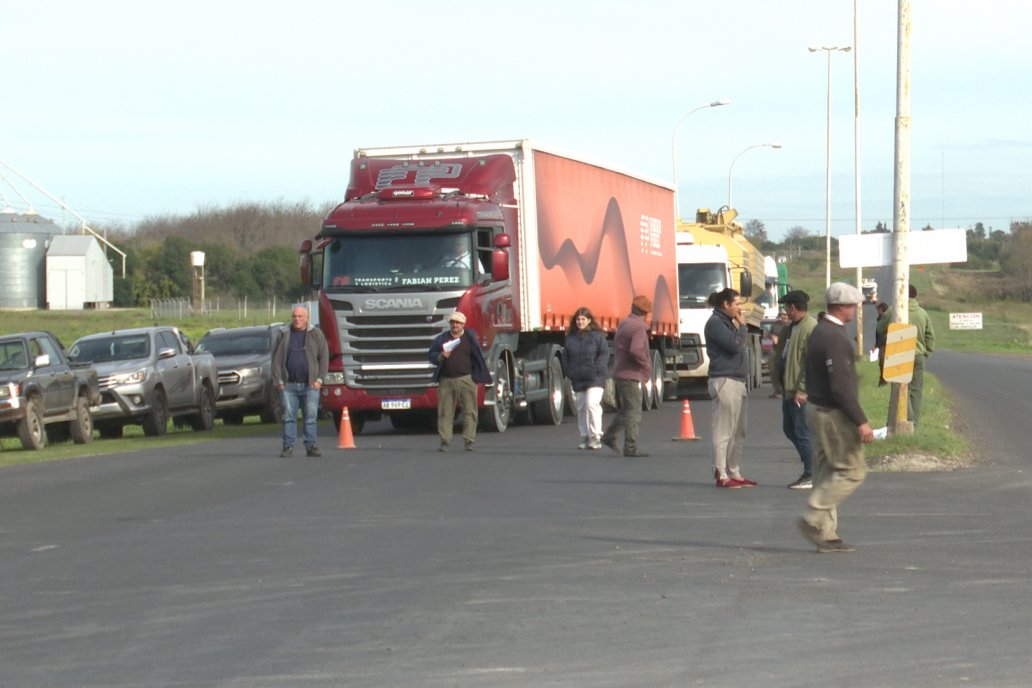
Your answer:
[69,394,94,444]
[530,356,564,426]
[17,396,46,450]
[142,389,169,436]
[259,386,282,424]
[190,384,216,431]
[480,354,513,433]
[648,349,665,410]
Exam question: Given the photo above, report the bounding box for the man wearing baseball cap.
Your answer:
[600,295,653,457]
[429,310,492,452]
[797,282,875,553]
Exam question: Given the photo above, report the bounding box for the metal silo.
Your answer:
[0,210,62,309]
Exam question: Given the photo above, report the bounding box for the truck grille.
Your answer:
[331,298,458,389]
[97,375,120,390]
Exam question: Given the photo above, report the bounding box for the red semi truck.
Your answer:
[298,140,683,433]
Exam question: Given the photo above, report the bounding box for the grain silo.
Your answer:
[0,209,62,309]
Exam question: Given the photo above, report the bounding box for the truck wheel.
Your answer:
[69,395,94,444]
[259,386,282,424]
[17,396,46,450]
[531,356,564,426]
[190,384,216,431]
[648,350,664,410]
[142,390,168,436]
[481,355,513,433]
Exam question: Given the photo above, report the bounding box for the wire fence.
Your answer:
[149,296,306,321]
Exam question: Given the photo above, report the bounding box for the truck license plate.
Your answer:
[381,399,411,410]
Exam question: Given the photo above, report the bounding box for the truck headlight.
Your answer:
[238,366,262,378]
[0,382,18,399]
[324,372,345,385]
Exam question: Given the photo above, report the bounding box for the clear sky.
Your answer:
[3,0,1030,240]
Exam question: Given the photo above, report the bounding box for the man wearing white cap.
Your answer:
[797,282,875,553]
[429,310,491,452]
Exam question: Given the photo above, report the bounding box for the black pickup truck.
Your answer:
[0,331,101,450]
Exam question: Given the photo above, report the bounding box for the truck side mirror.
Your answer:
[491,234,511,282]
[739,269,753,299]
[33,354,51,369]
[299,239,314,286]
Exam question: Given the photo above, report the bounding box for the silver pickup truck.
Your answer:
[67,326,218,438]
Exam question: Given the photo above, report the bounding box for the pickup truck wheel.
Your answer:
[17,396,46,450]
[259,387,282,424]
[190,384,215,431]
[142,390,168,436]
[69,395,94,444]
[530,356,564,426]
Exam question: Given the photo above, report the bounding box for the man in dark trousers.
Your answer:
[429,311,491,452]
[779,290,818,490]
[797,283,875,553]
[272,305,329,457]
[600,295,652,458]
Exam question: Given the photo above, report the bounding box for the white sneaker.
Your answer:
[577,437,589,449]
[587,438,602,450]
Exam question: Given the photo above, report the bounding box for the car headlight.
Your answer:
[111,369,147,386]
[239,366,262,378]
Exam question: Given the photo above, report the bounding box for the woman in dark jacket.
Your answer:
[562,307,610,449]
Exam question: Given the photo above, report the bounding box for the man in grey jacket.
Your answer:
[272,305,329,457]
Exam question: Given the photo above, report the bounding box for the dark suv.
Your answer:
[197,325,285,424]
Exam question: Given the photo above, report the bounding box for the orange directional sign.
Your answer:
[882,323,917,383]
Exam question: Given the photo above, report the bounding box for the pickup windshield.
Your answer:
[322,233,477,292]
[0,341,29,370]
[198,332,271,356]
[69,335,151,363]
[678,263,728,308]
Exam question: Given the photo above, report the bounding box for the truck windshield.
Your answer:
[69,335,151,363]
[678,263,728,308]
[322,233,476,291]
[198,332,271,356]
[0,341,29,370]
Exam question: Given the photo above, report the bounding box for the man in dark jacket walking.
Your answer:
[797,283,875,553]
[600,295,652,457]
[429,311,492,452]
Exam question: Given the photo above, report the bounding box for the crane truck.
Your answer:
[673,207,767,390]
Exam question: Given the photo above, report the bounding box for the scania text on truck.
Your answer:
[298,140,681,433]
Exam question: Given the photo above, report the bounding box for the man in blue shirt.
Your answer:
[272,306,329,457]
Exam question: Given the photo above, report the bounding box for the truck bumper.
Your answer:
[320,384,440,415]
[215,378,268,412]
[92,385,150,421]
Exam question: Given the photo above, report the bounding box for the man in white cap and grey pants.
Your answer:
[797,282,875,553]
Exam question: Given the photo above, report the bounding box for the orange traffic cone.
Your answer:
[337,406,356,449]
[673,399,699,441]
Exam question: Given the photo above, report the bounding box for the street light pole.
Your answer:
[728,142,783,209]
[809,45,851,287]
[671,99,730,220]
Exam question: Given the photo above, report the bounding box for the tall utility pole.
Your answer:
[810,46,852,288]
[853,0,865,358]
[888,0,914,435]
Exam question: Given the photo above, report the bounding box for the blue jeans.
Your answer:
[281,382,320,449]
[782,397,813,475]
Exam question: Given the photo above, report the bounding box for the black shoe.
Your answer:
[623,450,650,458]
[465,440,475,452]
[279,446,293,458]
[600,434,619,454]
[787,473,813,490]
[306,446,321,457]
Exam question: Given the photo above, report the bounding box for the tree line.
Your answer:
[95,202,1032,306]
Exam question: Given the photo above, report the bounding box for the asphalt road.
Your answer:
[1,353,1030,688]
